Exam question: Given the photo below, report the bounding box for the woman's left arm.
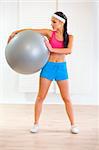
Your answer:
[45,35,74,55]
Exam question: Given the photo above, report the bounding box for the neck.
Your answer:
[56,28,64,35]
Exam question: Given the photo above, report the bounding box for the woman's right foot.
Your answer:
[30,124,39,133]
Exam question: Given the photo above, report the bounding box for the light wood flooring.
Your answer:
[0,104,99,150]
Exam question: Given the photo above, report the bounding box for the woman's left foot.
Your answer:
[71,124,79,134]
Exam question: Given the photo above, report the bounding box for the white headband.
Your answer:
[52,14,65,23]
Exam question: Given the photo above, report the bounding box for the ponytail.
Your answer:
[63,19,69,48]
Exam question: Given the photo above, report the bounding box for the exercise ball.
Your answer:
[5,30,50,74]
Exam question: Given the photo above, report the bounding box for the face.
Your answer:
[51,17,64,31]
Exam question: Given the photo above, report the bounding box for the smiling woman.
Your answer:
[7,11,79,134]
[0,1,98,150]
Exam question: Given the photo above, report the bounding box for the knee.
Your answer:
[62,96,71,104]
[36,95,45,103]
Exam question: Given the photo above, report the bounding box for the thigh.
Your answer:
[37,77,52,99]
[56,80,70,100]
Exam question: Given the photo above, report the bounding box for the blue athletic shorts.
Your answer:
[40,61,69,81]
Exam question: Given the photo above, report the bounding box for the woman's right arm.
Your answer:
[7,28,52,43]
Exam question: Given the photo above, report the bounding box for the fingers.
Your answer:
[44,37,48,43]
[7,36,11,44]
[7,35,13,44]
[7,31,17,44]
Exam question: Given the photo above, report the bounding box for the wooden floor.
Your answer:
[0,104,99,150]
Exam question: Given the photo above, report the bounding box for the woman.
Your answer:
[8,11,79,134]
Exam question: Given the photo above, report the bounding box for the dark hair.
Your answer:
[54,11,69,48]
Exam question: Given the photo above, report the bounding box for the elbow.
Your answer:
[64,48,72,55]
[66,49,72,55]
[69,50,72,54]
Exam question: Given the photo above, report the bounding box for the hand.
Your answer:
[44,38,53,52]
[7,31,18,44]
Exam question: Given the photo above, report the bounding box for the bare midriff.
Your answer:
[48,52,65,62]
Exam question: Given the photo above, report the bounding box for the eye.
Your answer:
[52,21,56,23]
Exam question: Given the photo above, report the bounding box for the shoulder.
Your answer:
[38,29,53,39]
[68,34,74,42]
[47,29,53,35]
[46,29,53,39]
[68,34,74,39]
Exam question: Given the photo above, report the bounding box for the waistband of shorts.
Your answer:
[47,61,66,64]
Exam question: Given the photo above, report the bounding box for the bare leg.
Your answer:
[34,77,52,124]
[56,80,75,125]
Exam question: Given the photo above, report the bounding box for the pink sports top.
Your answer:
[49,31,64,48]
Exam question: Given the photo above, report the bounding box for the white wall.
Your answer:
[97,2,99,104]
[0,0,98,105]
